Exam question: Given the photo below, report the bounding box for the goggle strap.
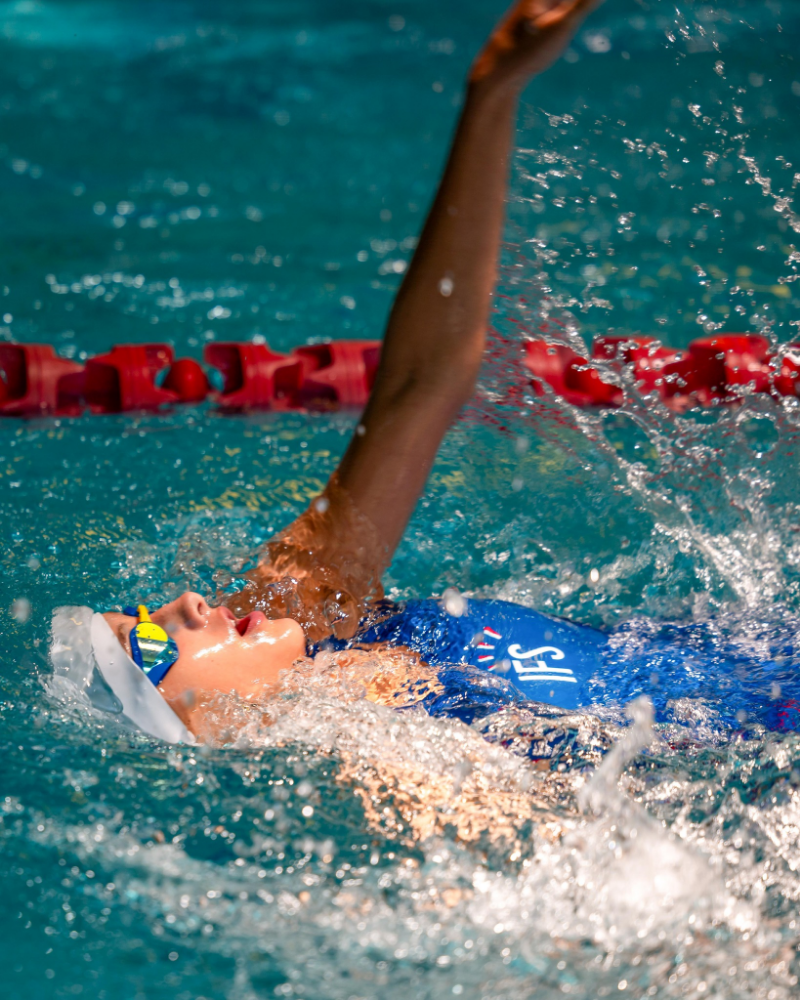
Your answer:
[122,606,152,623]
[146,660,176,687]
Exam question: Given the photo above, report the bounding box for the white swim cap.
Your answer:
[50,606,194,744]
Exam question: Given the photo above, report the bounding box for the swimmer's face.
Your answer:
[103,592,305,731]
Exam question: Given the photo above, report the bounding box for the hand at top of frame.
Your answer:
[471,0,605,90]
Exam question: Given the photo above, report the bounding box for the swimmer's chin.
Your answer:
[163,686,279,746]
[163,649,316,740]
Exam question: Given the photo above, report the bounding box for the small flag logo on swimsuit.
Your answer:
[472,628,575,684]
[475,626,502,666]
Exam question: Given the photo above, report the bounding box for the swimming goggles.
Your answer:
[122,605,179,686]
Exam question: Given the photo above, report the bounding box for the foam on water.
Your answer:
[11,666,800,998]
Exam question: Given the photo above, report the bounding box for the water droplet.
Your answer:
[10,597,31,623]
[442,588,466,617]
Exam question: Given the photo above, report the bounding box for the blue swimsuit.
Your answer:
[325,598,800,734]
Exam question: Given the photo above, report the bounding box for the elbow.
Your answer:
[376,337,484,406]
[374,358,481,418]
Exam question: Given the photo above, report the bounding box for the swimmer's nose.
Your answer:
[174,591,211,628]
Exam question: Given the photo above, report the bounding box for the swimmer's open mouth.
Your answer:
[235,611,266,637]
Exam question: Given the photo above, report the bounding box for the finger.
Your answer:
[534,0,599,29]
[532,0,604,31]
[504,0,570,28]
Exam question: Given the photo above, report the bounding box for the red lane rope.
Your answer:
[525,334,800,411]
[0,339,380,416]
[0,335,796,416]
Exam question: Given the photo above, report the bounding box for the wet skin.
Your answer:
[103,592,306,727]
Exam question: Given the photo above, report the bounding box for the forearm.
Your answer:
[330,79,523,559]
[373,79,521,402]
[373,0,604,403]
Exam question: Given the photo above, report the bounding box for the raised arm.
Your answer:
[336,0,602,555]
[228,0,602,637]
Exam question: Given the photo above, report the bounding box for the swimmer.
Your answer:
[56,0,794,745]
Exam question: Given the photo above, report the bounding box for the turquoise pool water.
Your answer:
[3,0,800,997]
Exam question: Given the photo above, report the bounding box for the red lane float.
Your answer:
[203,340,380,410]
[776,347,800,397]
[204,342,302,411]
[524,341,622,408]
[526,334,800,409]
[0,344,85,416]
[292,340,381,409]
[87,345,211,411]
[85,344,178,413]
[592,335,681,397]
[162,357,211,403]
